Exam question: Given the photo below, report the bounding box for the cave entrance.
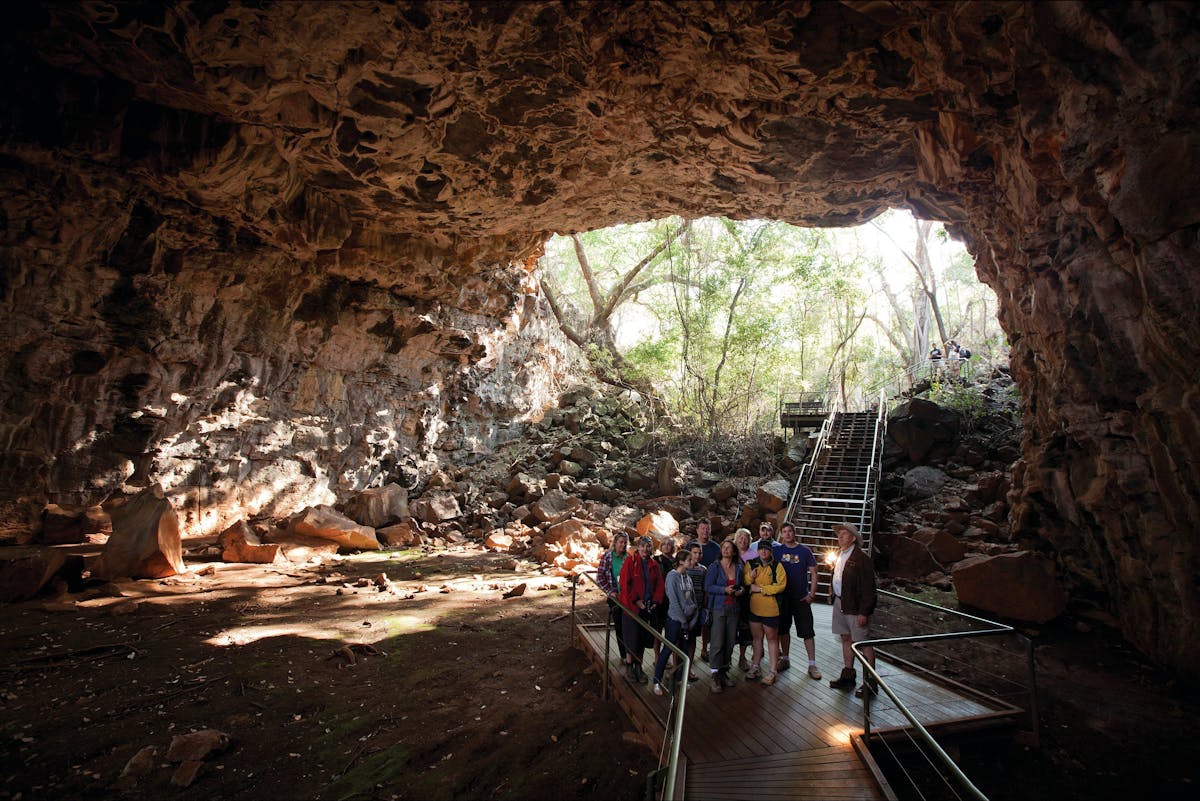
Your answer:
[536,209,1001,435]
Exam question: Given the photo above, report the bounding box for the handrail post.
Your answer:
[1025,634,1040,747]
[576,571,686,799]
[570,575,578,646]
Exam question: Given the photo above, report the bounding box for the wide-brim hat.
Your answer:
[832,522,860,539]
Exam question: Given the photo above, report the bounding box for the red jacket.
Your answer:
[618,552,665,611]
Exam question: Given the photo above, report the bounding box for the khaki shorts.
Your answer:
[831,596,872,642]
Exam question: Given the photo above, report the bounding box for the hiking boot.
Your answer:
[829,667,856,690]
[807,664,823,680]
[777,656,790,672]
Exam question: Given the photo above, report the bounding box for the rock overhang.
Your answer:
[1,1,1199,677]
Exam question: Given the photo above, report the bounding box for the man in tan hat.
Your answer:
[827,522,878,698]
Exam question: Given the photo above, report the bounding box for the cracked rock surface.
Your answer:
[1,2,1198,674]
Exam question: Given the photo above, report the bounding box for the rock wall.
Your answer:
[1,2,1198,673]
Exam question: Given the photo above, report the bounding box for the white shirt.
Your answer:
[833,544,855,597]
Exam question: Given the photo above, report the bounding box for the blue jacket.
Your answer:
[704,560,744,611]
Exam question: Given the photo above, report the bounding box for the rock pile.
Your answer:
[877,371,1067,623]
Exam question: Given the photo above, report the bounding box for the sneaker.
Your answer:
[653,682,665,696]
[688,671,699,683]
[807,665,823,680]
[738,655,750,672]
[829,668,856,690]
[711,680,724,694]
[777,656,790,672]
[746,664,761,680]
[761,672,777,686]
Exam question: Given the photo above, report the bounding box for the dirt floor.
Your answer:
[2,545,1197,801]
[0,546,652,801]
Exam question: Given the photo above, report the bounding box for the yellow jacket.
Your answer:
[743,560,787,617]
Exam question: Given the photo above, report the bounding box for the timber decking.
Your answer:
[574,601,1017,800]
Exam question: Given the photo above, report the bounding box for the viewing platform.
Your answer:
[573,599,1026,800]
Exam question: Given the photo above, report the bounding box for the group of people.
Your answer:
[596,518,878,699]
[929,339,972,381]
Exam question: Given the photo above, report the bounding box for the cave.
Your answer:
[1,2,1198,677]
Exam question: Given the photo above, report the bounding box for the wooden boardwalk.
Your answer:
[574,602,1019,800]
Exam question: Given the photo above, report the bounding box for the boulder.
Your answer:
[166,729,230,762]
[484,531,513,551]
[529,539,563,564]
[887,398,960,463]
[290,506,381,550]
[377,522,420,547]
[94,484,185,580]
[531,489,581,524]
[624,465,656,491]
[267,532,341,562]
[0,550,68,602]
[409,491,461,524]
[712,481,736,503]
[505,472,540,501]
[41,503,110,545]
[887,535,941,579]
[626,432,651,452]
[218,521,283,564]
[902,466,950,499]
[558,459,584,477]
[913,527,967,564]
[636,510,678,541]
[656,458,680,496]
[952,551,1067,623]
[604,505,642,533]
[544,518,589,545]
[756,479,791,512]
[341,483,409,528]
[569,446,598,466]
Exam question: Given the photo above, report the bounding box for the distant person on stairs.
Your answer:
[828,522,878,698]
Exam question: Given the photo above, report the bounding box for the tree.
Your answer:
[538,218,691,401]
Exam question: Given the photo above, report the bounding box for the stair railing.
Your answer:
[856,390,888,554]
[784,409,834,523]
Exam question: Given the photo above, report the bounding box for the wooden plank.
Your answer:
[573,597,1021,801]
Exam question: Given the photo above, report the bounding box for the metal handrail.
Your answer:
[782,390,840,522]
[850,590,1039,801]
[855,390,887,554]
[784,409,834,522]
[570,570,689,801]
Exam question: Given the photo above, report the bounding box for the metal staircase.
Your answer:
[783,394,886,599]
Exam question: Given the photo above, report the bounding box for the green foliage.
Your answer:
[930,381,989,433]
[539,211,1002,438]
